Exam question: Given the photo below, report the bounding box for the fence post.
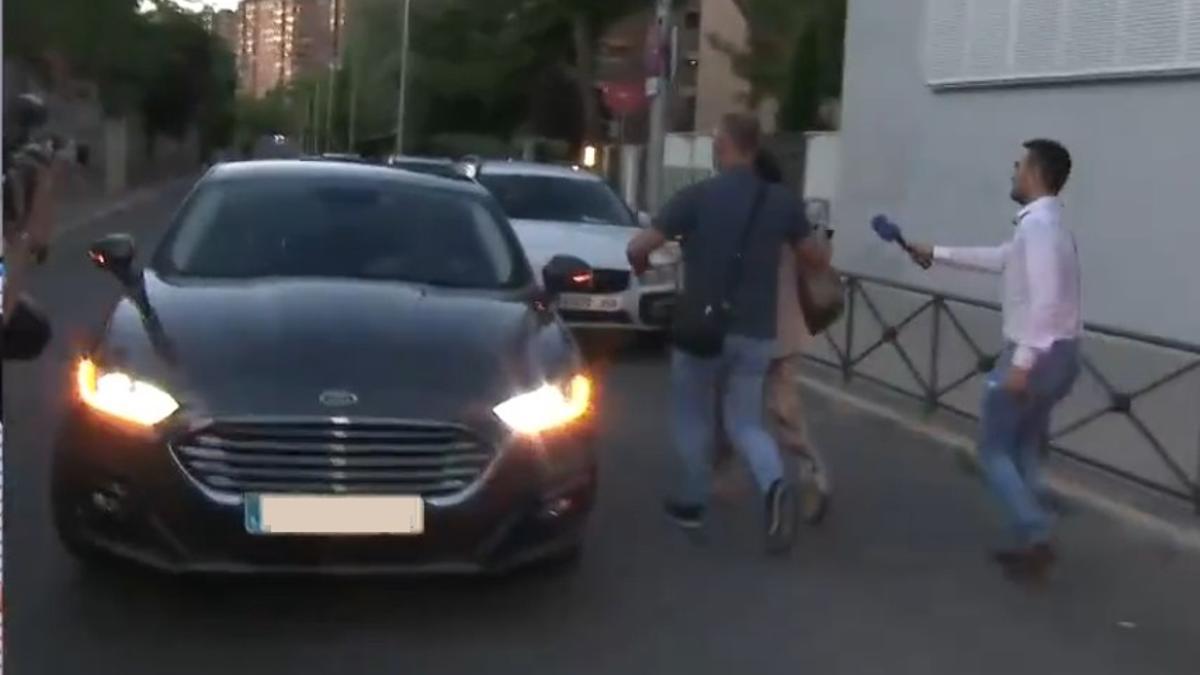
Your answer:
[927,298,942,414]
[842,278,856,382]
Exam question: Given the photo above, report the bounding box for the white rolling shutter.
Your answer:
[925,0,970,82]
[965,0,1012,77]
[924,0,1200,87]
[1185,0,1200,60]
[1121,0,1185,66]
[1062,0,1119,73]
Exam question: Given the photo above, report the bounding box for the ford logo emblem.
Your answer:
[319,390,359,408]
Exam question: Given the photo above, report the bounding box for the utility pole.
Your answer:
[325,0,341,153]
[394,0,412,155]
[645,0,672,212]
[347,2,359,153]
[314,78,324,152]
[348,56,359,152]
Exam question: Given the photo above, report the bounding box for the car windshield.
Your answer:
[477,173,635,227]
[154,177,526,289]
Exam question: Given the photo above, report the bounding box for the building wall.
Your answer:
[836,0,1200,344]
[830,0,1200,501]
[694,0,759,134]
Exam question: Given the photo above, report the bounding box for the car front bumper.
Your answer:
[52,405,598,575]
[558,279,676,332]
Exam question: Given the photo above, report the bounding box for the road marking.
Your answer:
[798,375,1200,555]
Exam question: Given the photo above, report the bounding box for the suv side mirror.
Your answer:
[542,255,593,295]
[88,234,140,287]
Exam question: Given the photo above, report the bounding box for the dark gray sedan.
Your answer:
[53,160,598,575]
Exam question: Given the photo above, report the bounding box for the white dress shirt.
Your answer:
[934,196,1082,370]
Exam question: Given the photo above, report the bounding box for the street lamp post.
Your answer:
[645,0,673,212]
[395,0,412,155]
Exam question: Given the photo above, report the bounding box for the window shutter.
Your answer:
[1062,0,1119,72]
[1185,0,1200,61]
[925,0,970,82]
[1013,0,1064,73]
[925,0,1200,87]
[1122,0,1184,66]
[965,0,1013,77]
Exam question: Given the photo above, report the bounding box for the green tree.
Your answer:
[4,0,239,152]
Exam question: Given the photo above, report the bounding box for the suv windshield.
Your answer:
[154,177,526,289]
[478,173,635,227]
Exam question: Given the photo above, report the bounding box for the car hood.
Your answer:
[96,273,569,423]
[509,219,638,271]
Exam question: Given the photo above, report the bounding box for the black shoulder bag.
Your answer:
[670,180,768,357]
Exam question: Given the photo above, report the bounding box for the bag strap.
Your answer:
[721,179,769,306]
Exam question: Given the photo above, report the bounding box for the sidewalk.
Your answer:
[798,362,1200,554]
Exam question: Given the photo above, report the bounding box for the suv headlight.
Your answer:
[493,374,592,435]
[77,359,180,427]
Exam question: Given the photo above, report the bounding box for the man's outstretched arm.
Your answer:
[627,184,700,274]
[908,242,1011,274]
[627,228,667,275]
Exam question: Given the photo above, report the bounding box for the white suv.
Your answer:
[475,161,679,332]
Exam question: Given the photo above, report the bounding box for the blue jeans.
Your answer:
[979,340,1080,546]
[670,335,785,506]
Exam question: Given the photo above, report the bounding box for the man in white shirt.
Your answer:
[907,139,1082,582]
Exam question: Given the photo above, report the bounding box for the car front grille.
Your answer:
[172,418,491,498]
[579,269,630,294]
[559,309,633,324]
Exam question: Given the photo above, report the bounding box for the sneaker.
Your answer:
[765,480,798,555]
[663,500,705,530]
[997,543,1057,584]
[794,451,832,526]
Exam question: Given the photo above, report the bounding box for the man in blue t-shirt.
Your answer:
[627,113,830,554]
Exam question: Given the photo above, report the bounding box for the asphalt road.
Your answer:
[6,181,1200,674]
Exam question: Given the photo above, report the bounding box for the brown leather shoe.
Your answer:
[1000,543,1057,583]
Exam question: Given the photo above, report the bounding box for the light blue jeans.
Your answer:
[670,335,785,506]
[979,340,1080,547]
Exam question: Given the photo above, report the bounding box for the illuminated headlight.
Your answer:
[76,359,180,427]
[493,374,593,435]
[639,265,677,287]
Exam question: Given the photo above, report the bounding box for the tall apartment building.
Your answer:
[237,0,348,98]
[595,0,764,141]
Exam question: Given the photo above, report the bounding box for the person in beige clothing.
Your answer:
[712,149,833,522]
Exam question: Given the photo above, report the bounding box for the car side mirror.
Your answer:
[88,234,140,288]
[637,211,652,228]
[542,255,593,295]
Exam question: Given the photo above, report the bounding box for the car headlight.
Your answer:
[76,358,180,427]
[493,374,592,435]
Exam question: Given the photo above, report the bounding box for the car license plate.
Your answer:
[244,495,425,535]
[558,294,620,311]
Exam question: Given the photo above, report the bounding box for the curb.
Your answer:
[798,375,1200,555]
